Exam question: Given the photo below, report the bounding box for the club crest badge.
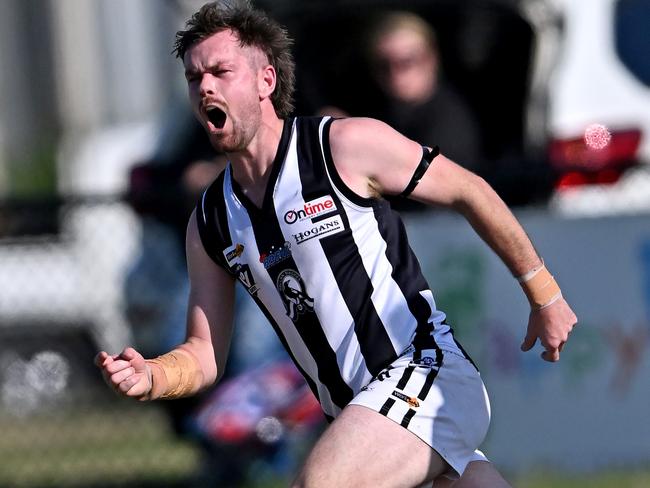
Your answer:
[276,269,314,322]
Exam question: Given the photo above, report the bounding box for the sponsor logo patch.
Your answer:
[292,215,344,245]
[284,195,337,224]
[234,263,259,296]
[223,243,245,263]
[392,390,420,408]
[259,242,291,269]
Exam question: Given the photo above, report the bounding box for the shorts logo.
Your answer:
[292,215,344,245]
[411,356,437,368]
[259,242,291,269]
[276,269,314,322]
[284,195,337,224]
[223,243,245,263]
[392,390,420,408]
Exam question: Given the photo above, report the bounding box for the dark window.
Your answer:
[614,0,650,86]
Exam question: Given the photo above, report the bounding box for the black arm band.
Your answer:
[399,145,439,197]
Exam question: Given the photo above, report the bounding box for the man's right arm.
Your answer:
[95,209,236,400]
[181,208,236,387]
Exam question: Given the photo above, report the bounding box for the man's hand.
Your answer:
[94,347,153,400]
[520,298,578,362]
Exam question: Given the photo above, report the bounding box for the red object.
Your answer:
[549,128,642,189]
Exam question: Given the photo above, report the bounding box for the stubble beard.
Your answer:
[209,98,262,154]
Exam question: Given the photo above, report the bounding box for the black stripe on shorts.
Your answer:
[380,397,396,416]
[396,365,415,391]
[401,408,417,428]
[418,366,440,401]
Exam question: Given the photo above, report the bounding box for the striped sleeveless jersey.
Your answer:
[196,116,465,420]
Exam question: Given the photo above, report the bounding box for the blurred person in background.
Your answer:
[97,1,577,487]
[366,11,483,174]
[321,11,484,212]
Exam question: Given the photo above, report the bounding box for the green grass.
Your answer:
[0,404,201,487]
[512,469,650,488]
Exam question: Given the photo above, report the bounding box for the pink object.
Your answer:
[583,123,611,150]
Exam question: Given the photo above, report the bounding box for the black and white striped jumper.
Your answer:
[196,116,466,421]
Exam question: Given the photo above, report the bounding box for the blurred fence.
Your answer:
[0,196,196,487]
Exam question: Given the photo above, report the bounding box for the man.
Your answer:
[96,2,577,487]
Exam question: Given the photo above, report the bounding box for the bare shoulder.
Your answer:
[328,117,422,196]
[329,117,391,141]
[329,117,405,156]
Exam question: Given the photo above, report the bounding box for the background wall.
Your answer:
[406,210,650,474]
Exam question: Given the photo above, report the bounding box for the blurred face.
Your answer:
[372,28,438,104]
[183,30,265,153]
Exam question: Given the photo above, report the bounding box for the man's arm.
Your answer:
[329,117,577,362]
[95,210,236,399]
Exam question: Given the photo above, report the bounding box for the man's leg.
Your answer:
[292,404,449,488]
[432,461,511,488]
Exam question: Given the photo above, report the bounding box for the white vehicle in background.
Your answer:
[547,0,650,215]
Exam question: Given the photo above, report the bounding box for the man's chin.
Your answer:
[208,134,241,154]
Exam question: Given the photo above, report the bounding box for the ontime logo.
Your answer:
[284,195,336,224]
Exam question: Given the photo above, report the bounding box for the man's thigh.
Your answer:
[292,404,449,488]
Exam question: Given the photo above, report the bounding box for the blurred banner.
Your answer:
[405,210,650,473]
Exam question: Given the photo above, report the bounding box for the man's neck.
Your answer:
[229,114,285,208]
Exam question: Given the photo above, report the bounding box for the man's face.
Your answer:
[372,28,437,104]
[183,29,265,153]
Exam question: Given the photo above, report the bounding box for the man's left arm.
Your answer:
[409,153,577,362]
[329,117,577,362]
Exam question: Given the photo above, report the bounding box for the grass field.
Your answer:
[0,403,648,488]
[511,470,650,488]
[0,403,200,488]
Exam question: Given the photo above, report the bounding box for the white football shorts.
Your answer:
[349,347,491,478]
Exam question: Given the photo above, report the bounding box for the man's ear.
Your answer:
[258,64,276,100]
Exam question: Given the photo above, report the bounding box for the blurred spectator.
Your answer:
[320,11,484,211]
[365,11,484,172]
[307,6,555,208]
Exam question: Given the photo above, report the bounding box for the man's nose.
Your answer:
[199,74,217,97]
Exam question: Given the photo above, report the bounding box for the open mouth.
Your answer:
[206,106,227,129]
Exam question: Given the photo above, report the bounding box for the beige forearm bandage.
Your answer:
[145,349,203,400]
[517,263,562,310]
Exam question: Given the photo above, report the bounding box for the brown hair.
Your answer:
[174,0,295,118]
